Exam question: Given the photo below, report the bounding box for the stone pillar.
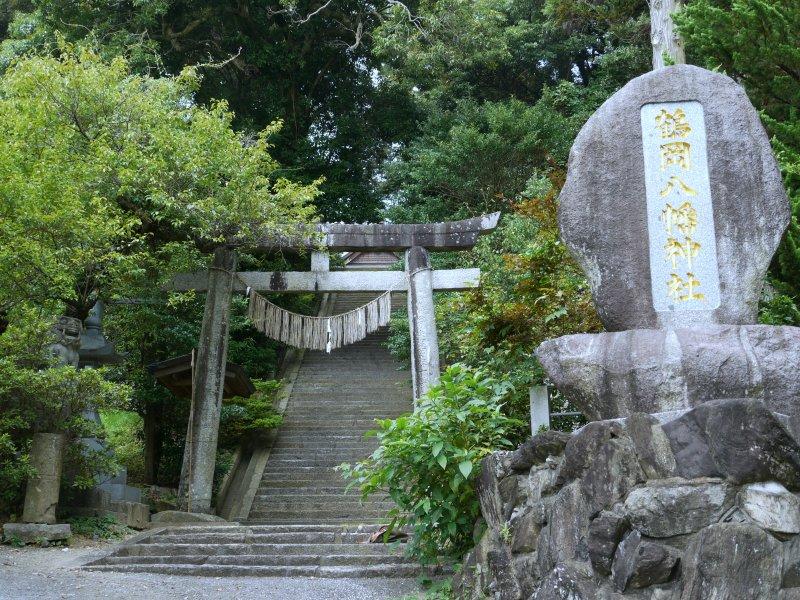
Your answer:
[405,246,441,401]
[22,432,67,524]
[178,246,237,513]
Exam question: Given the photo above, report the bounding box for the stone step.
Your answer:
[269,438,376,446]
[259,470,348,480]
[153,524,377,535]
[250,500,394,512]
[114,542,402,557]
[97,553,413,567]
[262,456,371,465]
[246,518,388,525]
[84,563,421,578]
[256,487,366,496]
[258,459,369,468]
[247,510,390,521]
[145,532,375,545]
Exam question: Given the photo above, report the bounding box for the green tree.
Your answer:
[0,44,318,499]
[675,0,800,322]
[0,0,420,221]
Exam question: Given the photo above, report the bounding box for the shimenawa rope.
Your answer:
[247,289,393,353]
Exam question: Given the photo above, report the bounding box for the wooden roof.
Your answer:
[148,354,256,399]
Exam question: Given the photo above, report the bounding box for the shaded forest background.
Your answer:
[0,0,797,496]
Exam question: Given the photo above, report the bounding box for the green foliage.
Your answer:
[0,317,131,513]
[66,515,132,540]
[218,379,284,449]
[675,0,800,322]
[100,410,145,483]
[0,432,31,518]
[340,365,524,564]
[1,1,416,222]
[0,42,318,319]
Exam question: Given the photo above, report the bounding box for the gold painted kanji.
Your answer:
[660,175,697,198]
[664,236,701,269]
[655,108,692,139]
[660,202,698,237]
[660,141,691,171]
[653,105,707,304]
[667,272,705,302]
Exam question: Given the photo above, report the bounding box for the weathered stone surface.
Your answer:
[512,554,540,598]
[611,530,680,592]
[536,325,800,420]
[626,413,678,479]
[509,506,541,554]
[738,482,800,534]
[498,475,519,520]
[537,482,590,574]
[664,399,800,489]
[783,537,800,588]
[681,523,782,599]
[507,430,571,473]
[560,420,644,513]
[2,522,70,544]
[522,461,562,503]
[589,510,631,576]
[624,479,734,537]
[534,562,597,600]
[150,510,226,524]
[22,432,66,524]
[558,64,789,331]
[477,452,512,529]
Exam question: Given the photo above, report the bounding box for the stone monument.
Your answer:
[454,65,800,599]
[536,64,798,421]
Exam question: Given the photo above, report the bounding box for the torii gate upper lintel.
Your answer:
[170,212,499,513]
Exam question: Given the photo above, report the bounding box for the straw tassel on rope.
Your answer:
[247,289,393,352]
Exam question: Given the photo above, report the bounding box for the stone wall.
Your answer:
[455,398,800,599]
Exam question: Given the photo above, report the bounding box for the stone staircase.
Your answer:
[84,523,418,577]
[250,292,411,525]
[86,289,418,578]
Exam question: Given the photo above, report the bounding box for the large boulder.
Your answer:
[537,482,591,574]
[558,64,789,331]
[611,530,680,592]
[663,398,800,489]
[536,326,800,420]
[681,523,782,599]
[738,482,800,534]
[624,479,734,537]
[588,510,631,576]
[560,420,644,513]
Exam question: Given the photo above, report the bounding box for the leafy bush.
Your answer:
[218,379,284,449]
[66,515,132,540]
[340,365,524,565]
[100,410,145,483]
[0,432,31,518]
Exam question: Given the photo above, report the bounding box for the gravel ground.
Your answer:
[0,541,423,600]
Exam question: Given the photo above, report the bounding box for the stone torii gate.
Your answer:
[168,213,499,513]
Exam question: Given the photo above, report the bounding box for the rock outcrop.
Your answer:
[454,399,800,599]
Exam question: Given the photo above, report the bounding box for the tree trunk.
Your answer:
[650,0,686,69]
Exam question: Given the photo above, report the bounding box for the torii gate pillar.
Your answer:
[178,245,237,513]
[406,246,440,401]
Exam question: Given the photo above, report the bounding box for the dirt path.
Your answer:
[0,541,422,600]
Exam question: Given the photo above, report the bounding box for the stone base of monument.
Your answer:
[454,399,800,599]
[2,522,71,545]
[536,324,800,421]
